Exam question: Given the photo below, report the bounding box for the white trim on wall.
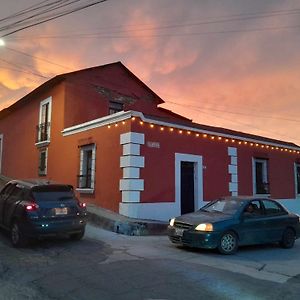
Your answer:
[175,153,204,215]
[119,201,180,221]
[61,110,300,152]
[252,157,269,196]
[77,143,96,193]
[119,132,145,204]
[278,198,300,214]
[38,97,52,141]
[228,147,238,196]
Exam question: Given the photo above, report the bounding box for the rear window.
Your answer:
[31,185,75,202]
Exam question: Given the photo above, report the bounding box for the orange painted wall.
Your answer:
[0,83,65,179]
[47,121,131,212]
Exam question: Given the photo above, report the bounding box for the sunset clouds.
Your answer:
[0,0,300,144]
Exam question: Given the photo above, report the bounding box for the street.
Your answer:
[0,224,299,300]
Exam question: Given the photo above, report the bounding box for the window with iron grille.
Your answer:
[39,149,47,176]
[37,97,52,143]
[253,158,269,194]
[109,101,124,115]
[78,144,96,190]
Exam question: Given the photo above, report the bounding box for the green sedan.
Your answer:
[168,196,300,254]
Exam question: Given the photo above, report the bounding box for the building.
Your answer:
[0,62,299,220]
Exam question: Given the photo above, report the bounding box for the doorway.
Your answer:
[175,153,203,216]
[181,162,195,214]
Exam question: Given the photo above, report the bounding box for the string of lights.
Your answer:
[106,116,300,155]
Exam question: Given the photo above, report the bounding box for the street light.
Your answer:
[0,39,5,46]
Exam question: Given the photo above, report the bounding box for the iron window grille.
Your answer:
[78,144,96,190]
[36,122,51,143]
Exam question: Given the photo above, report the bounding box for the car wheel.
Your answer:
[11,221,28,248]
[280,228,295,249]
[70,229,85,241]
[218,231,238,255]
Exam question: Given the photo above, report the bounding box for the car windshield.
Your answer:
[200,199,243,215]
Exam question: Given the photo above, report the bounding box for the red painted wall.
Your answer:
[131,119,300,203]
[63,63,188,129]
[134,122,231,203]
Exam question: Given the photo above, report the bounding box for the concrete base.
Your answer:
[87,204,168,236]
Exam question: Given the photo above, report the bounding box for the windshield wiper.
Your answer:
[200,208,209,212]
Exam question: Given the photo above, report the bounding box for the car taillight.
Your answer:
[24,202,39,211]
[78,201,86,208]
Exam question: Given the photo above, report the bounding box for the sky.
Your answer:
[0,0,300,145]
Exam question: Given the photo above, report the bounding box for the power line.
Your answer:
[0,64,49,79]
[5,46,74,71]
[0,58,49,79]
[0,0,109,38]
[164,100,300,123]
[5,24,300,41]
[196,109,300,144]
[4,7,300,41]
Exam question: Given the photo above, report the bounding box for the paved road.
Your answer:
[0,224,299,300]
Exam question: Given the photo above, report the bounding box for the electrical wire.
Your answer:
[0,0,109,38]
[3,6,300,40]
[164,100,300,123]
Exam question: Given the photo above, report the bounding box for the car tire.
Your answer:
[280,228,295,249]
[11,221,28,248]
[218,231,238,255]
[70,229,85,241]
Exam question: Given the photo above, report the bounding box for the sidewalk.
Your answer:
[87,204,168,236]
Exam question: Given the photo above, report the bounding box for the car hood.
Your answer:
[175,211,233,226]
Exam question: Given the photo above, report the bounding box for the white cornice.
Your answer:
[62,111,133,136]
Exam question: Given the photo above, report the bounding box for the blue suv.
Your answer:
[0,179,87,247]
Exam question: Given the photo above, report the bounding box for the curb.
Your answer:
[87,206,168,236]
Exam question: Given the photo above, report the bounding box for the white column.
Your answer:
[228,147,238,196]
[119,132,145,203]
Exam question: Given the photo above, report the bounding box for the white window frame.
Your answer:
[77,144,96,193]
[38,148,48,176]
[37,97,52,144]
[295,163,300,198]
[252,158,270,195]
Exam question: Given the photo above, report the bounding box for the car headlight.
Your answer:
[195,223,213,232]
[169,218,175,226]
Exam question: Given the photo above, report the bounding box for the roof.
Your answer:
[7,179,68,189]
[143,113,300,149]
[0,61,298,149]
[0,61,165,120]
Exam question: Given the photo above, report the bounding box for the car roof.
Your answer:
[220,196,273,202]
[7,179,70,189]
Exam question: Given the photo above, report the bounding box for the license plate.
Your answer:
[55,207,68,215]
[175,228,184,237]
